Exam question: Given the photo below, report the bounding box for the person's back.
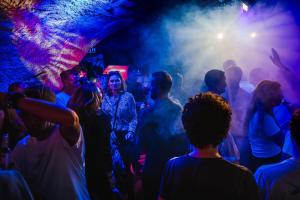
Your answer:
[160,155,258,200]
[67,83,113,200]
[140,98,188,175]
[255,158,300,200]
[270,168,300,200]
[12,126,89,200]
[159,92,260,200]
[81,110,113,200]
[139,71,189,200]
[255,109,300,200]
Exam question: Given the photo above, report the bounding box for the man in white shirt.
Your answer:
[56,69,80,107]
[0,84,90,200]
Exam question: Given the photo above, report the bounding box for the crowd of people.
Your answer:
[0,48,300,200]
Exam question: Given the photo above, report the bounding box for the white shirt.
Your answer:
[56,91,71,107]
[12,126,90,200]
[248,112,281,158]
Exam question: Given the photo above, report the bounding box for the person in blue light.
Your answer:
[255,109,300,200]
[244,80,285,172]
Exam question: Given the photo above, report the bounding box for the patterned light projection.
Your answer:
[0,0,136,90]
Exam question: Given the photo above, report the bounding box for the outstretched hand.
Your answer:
[269,48,282,67]
[269,48,289,71]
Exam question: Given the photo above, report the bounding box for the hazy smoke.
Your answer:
[135,2,300,103]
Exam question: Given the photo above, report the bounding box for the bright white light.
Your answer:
[242,3,249,12]
[217,33,224,39]
[250,32,256,38]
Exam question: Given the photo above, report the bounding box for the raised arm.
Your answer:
[0,92,80,146]
[269,48,289,71]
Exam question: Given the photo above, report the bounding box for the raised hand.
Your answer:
[269,48,289,71]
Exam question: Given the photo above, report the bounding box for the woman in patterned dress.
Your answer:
[101,71,137,199]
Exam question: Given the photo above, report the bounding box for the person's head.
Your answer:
[249,67,268,86]
[223,59,237,71]
[204,69,226,95]
[8,82,27,93]
[73,65,87,78]
[252,80,283,109]
[182,92,232,148]
[60,69,80,93]
[21,84,56,138]
[68,83,102,118]
[150,71,173,100]
[225,66,243,87]
[107,71,126,95]
[69,83,102,110]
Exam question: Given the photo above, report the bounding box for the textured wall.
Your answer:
[0,0,136,91]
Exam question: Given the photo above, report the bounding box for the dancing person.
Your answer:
[101,71,137,199]
[255,109,300,200]
[158,92,260,200]
[68,83,113,200]
[138,71,189,200]
[244,80,285,172]
[0,84,90,199]
[268,48,300,107]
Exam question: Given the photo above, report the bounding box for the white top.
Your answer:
[56,91,71,107]
[12,126,90,200]
[248,112,281,158]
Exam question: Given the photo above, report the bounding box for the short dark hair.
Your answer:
[60,69,78,82]
[290,109,300,147]
[8,82,26,92]
[204,69,225,89]
[25,84,56,103]
[152,71,173,93]
[225,66,243,82]
[182,92,232,148]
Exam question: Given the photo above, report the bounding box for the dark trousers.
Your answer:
[250,153,282,173]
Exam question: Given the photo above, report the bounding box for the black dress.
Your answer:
[80,110,113,200]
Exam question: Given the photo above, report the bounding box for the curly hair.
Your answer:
[182,92,232,148]
[290,109,300,147]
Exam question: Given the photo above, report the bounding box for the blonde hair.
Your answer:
[68,83,102,115]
